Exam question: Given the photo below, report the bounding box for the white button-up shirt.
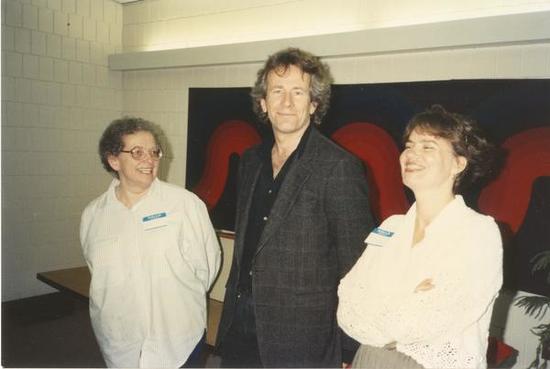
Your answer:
[80,179,221,368]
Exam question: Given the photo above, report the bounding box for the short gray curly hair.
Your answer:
[98,116,162,177]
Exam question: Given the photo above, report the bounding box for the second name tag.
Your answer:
[364,227,394,247]
[142,212,168,231]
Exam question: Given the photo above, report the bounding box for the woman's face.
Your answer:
[400,128,466,194]
[107,131,160,192]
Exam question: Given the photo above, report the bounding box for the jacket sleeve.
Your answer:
[325,157,374,279]
[325,157,375,355]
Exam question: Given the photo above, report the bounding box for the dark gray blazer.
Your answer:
[216,127,374,367]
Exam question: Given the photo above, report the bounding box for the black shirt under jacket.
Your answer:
[237,125,312,293]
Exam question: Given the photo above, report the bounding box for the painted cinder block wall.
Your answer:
[2,0,123,301]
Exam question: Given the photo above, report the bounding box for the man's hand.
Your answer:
[414,278,434,292]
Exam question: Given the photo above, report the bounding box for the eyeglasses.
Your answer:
[119,146,163,161]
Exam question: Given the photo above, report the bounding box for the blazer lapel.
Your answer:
[254,129,320,258]
[235,152,263,268]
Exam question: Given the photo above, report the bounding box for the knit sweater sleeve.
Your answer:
[385,216,502,344]
[337,214,502,349]
[337,216,401,347]
[337,246,393,347]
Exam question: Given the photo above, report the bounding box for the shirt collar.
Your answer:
[259,123,313,161]
[103,177,160,209]
[407,195,466,235]
[294,124,312,159]
[104,178,120,207]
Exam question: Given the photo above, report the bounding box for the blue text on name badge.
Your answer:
[142,212,167,223]
[373,227,394,237]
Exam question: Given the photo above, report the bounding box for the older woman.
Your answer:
[337,105,502,369]
[80,117,220,368]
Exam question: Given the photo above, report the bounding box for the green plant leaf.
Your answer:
[531,251,550,278]
[515,296,550,319]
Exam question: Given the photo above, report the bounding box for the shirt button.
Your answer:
[249,270,253,276]
[263,216,268,221]
[268,189,272,194]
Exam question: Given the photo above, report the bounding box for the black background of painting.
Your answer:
[186,80,550,295]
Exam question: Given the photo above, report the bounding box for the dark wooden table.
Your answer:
[37,266,223,346]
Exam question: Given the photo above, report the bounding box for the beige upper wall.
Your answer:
[120,0,550,52]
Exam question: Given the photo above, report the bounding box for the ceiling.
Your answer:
[112,0,142,4]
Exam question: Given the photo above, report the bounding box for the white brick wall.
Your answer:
[15,27,31,52]
[46,32,61,57]
[38,7,53,32]
[1,0,123,301]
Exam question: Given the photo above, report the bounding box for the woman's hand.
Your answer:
[414,278,434,292]
[383,341,397,350]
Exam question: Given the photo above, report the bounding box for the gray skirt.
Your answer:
[352,344,425,369]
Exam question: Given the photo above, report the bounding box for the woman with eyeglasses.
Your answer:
[337,105,503,369]
[80,117,221,368]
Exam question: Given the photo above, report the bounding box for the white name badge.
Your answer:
[142,212,168,231]
[364,227,394,247]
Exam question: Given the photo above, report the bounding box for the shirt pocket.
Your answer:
[142,211,182,280]
[87,236,125,291]
[142,211,181,250]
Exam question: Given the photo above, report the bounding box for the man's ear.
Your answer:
[260,98,267,113]
[107,155,120,172]
[309,101,318,115]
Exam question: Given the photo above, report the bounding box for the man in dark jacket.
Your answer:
[216,47,374,368]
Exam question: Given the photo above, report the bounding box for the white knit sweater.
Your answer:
[338,196,502,369]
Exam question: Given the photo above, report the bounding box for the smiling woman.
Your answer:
[107,131,161,207]
[338,105,503,369]
[79,117,221,368]
[400,130,466,200]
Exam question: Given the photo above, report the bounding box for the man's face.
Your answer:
[260,64,317,138]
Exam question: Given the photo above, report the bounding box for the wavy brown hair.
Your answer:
[403,105,499,194]
[251,47,333,126]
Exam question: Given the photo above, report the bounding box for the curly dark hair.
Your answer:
[251,47,333,126]
[99,117,162,177]
[403,105,499,194]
